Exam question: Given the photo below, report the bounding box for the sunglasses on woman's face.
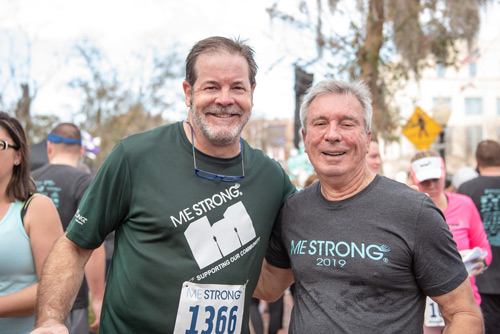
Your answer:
[0,140,19,150]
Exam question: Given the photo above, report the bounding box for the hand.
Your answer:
[468,258,487,277]
[89,298,103,332]
[30,322,68,334]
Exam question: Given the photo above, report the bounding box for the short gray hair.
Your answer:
[300,79,373,133]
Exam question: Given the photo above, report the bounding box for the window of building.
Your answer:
[437,63,446,78]
[433,97,451,107]
[465,98,482,115]
[466,126,482,158]
[469,62,477,77]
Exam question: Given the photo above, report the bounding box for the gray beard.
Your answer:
[190,104,250,146]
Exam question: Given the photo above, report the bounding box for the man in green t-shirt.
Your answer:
[32,36,295,334]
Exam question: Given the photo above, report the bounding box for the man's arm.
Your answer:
[431,278,484,333]
[31,235,94,334]
[84,244,105,332]
[85,244,106,331]
[253,259,294,302]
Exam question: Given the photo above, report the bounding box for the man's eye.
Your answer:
[342,122,355,127]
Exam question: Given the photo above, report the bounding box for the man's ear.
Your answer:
[183,81,192,107]
[46,141,53,156]
[301,128,307,153]
[251,83,256,107]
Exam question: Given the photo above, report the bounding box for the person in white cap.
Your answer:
[410,150,491,334]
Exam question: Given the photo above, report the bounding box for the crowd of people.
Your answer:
[0,36,498,334]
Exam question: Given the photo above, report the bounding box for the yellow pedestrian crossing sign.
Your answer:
[402,107,442,150]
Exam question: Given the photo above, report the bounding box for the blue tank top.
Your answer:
[0,200,37,333]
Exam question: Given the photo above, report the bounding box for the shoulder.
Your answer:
[447,192,473,204]
[31,163,51,177]
[100,122,174,161]
[23,194,59,227]
[28,193,57,211]
[376,175,419,193]
[121,122,177,149]
[34,164,93,182]
[285,181,318,206]
[457,178,476,193]
[114,123,180,162]
[457,175,498,193]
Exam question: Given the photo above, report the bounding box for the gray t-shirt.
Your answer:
[32,163,93,310]
[266,175,467,334]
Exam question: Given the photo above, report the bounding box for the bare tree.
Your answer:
[68,39,183,168]
[267,0,491,141]
[0,30,59,144]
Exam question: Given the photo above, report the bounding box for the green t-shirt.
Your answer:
[66,121,295,333]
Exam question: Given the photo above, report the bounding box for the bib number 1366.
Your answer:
[174,282,245,334]
[186,305,238,334]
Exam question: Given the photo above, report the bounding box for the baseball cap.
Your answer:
[410,156,446,184]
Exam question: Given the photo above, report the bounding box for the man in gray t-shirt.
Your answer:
[254,79,483,333]
[32,123,105,334]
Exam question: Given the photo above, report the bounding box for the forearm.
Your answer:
[0,284,37,317]
[253,260,293,302]
[435,279,484,334]
[34,236,91,327]
[84,244,106,331]
[443,312,484,334]
[84,244,106,301]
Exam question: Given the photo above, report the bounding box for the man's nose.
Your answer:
[324,123,342,142]
[215,87,235,106]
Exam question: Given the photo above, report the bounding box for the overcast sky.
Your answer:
[1,0,499,123]
[1,0,322,122]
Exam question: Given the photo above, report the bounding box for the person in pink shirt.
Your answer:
[410,151,491,333]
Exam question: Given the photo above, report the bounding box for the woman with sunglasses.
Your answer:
[0,112,63,333]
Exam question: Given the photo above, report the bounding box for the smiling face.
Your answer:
[183,51,255,147]
[302,93,371,180]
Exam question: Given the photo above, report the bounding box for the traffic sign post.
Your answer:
[402,107,442,150]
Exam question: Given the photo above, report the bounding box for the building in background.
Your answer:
[383,36,500,180]
[242,34,500,185]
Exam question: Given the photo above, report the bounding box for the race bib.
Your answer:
[424,297,445,327]
[173,281,245,334]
